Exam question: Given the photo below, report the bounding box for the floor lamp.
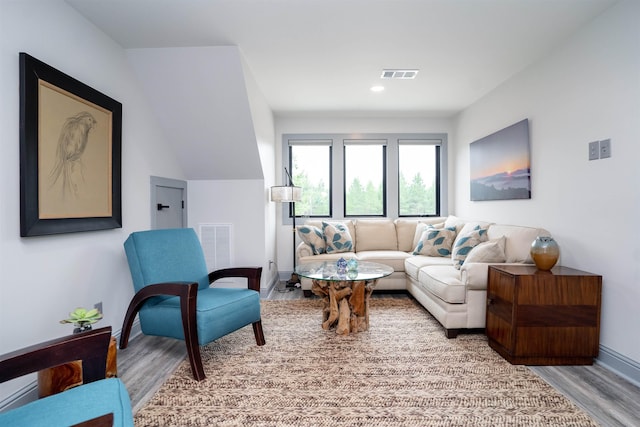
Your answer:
[271,169,302,286]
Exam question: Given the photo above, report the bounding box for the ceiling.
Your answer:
[67,0,617,117]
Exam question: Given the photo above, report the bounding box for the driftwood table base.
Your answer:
[311,279,377,335]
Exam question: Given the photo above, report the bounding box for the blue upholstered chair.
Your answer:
[0,326,133,427]
[119,228,265,381]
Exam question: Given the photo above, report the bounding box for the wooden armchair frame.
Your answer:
[0,327,114,427]
[119,267,264,381]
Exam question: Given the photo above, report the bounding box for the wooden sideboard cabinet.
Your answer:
[486,265,602,365]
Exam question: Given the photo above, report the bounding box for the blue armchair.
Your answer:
[0,326,133,427]
[119,228,265,381]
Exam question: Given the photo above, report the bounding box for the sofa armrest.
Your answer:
[460,262,491,290]
[461,262,535,290]
[296,242,314,260]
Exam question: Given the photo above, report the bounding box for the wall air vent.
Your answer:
[381,69,419,79]
[199,223,234,284]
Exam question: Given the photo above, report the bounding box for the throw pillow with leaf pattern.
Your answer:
[412,226,457,256]
[322,221,353,254]
[451,225,489,269]
[297,225,326,255]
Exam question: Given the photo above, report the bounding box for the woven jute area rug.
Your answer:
[135,298,598,426]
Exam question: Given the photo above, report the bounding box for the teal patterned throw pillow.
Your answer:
[297,225,326,255]
[412,226,457,256]
[322,222,353,254]
[451,225,489,269]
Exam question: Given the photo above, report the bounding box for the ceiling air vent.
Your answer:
[381,69,419,79]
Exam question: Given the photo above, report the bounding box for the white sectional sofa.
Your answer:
[296,216,549,338]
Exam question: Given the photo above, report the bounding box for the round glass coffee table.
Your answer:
[295,261,393,335]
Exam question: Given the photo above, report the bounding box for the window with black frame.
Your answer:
[284,133,446,220]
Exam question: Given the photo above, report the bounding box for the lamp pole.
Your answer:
[270,168,302,287]
[290,199,299,285]
[285,167,299,286]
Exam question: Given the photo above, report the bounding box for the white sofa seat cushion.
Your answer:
[355,219,398,251]
[356,251,411,272]
[405,256,454,281]
[418,265,466,304]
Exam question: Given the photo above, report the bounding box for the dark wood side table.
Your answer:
[486,265,602,365]
[37,335,117,397]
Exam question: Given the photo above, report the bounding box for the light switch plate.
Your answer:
[588,141,599,160]
[600,139,611,159]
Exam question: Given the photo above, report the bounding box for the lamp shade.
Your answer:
[270,186,302,203]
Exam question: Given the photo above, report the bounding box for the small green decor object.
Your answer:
[60,307,103,333]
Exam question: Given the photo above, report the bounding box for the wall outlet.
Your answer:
[599,139,611,159]
[94,301,103,315]
[588,141,599,161]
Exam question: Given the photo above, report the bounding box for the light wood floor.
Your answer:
[118,285,640,426]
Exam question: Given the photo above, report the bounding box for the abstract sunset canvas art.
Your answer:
[470,119,531,201]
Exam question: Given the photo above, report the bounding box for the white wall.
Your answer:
[0,0,184,402]
[241,56,279,288]
[125,46,264,181]
[453,0,640,366]
[273,115,454,274]
[187,180,269,287]
[126,46,276,287]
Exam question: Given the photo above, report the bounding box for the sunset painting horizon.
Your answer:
[470,119,531,201]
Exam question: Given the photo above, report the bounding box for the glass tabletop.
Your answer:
[295,260,394,282]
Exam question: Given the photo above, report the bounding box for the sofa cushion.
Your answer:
[418,265,466,304]
[297,224,326,255]
[412,226,456,257]
[396,219,419,252]
[356,251,411,271]
[322,221,354,253]
[305,220,356,247]
[444,215,467,230]
[463,236,506,264]
[355,219,397,251]
[395,218,446,252]
[405,255,454,280]
[452,225,489,269]
[411,221,445,249]
[487,224,549,263]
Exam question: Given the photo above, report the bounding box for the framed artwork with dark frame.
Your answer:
[19,53,122,237]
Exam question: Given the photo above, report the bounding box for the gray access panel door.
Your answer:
[151,176,187,229]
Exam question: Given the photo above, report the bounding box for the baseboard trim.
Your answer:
[596,344,640,388]
[260,273,280,298]
[0,381,39,412]
[0,319,142,413]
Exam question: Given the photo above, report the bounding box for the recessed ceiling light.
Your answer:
[370,85,385,92]
[381,69,419,79]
